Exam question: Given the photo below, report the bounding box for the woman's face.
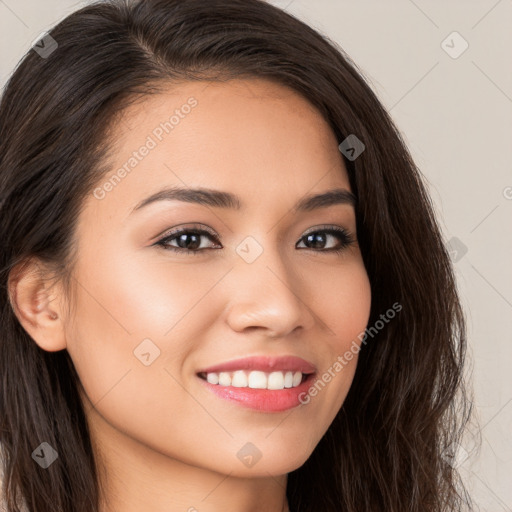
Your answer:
[65,77,371,476]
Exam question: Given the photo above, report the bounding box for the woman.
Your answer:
[0,0,474,511]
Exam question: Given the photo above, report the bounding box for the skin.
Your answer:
[10,78,371,512]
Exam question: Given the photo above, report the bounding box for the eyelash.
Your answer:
[153,224,356,256]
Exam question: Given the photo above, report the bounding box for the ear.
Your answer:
[7,258,67,352]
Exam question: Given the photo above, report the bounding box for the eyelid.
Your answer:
[154,223,353,242]
[154,223,219,242]
[301,224,351,236]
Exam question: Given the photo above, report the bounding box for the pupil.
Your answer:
[178,233,200,250]
[306,233,325,249]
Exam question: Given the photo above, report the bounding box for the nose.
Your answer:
[224,242,316,338]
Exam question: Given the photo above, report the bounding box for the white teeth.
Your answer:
[201,370,305,389]
[206,372,219,385]
[218,372,231,386]
[267,371,284,390]
[248,370,267,389]
[231,370,248,387]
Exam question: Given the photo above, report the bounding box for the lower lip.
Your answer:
[197,374,315,412]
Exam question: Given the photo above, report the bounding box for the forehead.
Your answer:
[86,77,350,221]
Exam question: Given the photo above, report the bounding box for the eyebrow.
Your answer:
[130,186,356,215]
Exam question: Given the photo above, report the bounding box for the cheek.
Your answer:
[64,245,227,406]
[315,257,372,344]
[69,243,222,341]
[301,258,371,421]
[64,253,207,462]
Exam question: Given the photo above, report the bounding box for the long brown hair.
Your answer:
[0,0,475,510]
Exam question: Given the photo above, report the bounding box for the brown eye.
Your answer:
[154,224,355,256]
[296,226,355,253]
[154,225,222,255]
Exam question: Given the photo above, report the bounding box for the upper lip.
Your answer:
[196,355,317,375]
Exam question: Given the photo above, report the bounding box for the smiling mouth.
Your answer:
[197,370,311,390]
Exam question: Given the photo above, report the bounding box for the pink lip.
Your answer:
[196,355,317,375]
[197,373,315,412]
[195,355,317,413]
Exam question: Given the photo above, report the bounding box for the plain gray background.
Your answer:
[1,0,511,510]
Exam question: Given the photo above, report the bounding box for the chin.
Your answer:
[239,443,314,477]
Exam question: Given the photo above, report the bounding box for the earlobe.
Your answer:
[7,258,67,352]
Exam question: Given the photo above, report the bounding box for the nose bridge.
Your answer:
[225,232,314,335]
[235,232,295,295]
